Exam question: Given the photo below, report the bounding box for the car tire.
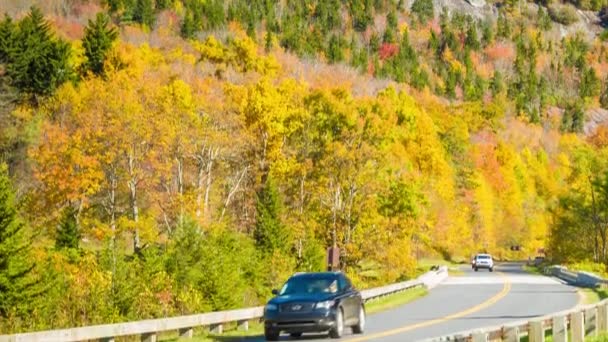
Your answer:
[474,267,478,272]
[265,328,280,341]
[489,267,493,272]
[290,332,303,338]
[329,308,344,339]
[352,305,366,334]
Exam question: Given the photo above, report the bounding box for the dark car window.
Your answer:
[279,277,338,295]
[337,274,352,292]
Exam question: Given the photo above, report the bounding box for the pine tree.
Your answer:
[0,14,15,64]
[180,11,196,39]
[155,0,171,10]
[0,163,39,317]
[600,79,608,109]
[133,0,155,28]
[82,13,118,76]
[411,0,434,24]
[6,6,73,99]
[55,207,80,250]
[253,176,290,255]
[580,66,601,99]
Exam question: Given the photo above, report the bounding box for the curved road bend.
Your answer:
[222,263,579,342]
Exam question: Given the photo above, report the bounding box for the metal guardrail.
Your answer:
[419,265,608,342]
[420,299,608,342]
[547,265,608,288]
[0,266,448,342]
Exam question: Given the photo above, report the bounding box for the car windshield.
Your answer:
[279,277,338,295]
[477,255,491,259]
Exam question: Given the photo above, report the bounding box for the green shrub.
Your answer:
[548,4,579,25]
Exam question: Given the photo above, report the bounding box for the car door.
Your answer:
[338,274,359,323]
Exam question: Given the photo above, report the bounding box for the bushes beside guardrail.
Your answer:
[0,267,448,342]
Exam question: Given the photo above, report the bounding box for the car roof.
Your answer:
[290,272,342,279]
[476,254,492,257]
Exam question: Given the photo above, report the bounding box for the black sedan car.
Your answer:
[263,272,365,340]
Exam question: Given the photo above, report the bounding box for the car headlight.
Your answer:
[315,300,334,310]
[265,303,278,311]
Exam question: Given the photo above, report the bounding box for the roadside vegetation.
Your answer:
[3,0,608,334]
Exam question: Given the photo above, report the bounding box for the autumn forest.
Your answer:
[1,0,608,333]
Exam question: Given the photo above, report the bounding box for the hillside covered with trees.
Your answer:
[1,0,608,332]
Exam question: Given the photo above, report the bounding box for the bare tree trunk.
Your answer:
[128,152,140,254]
[220,166,248,222]
[331,179,341,248]
[176,156,184,226]
[590,176,602,262]
[345,183,357,246]
[195,146,218,219]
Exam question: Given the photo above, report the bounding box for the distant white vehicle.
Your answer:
[474,254,494,272]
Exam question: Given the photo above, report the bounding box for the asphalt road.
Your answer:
[227,262,580,342]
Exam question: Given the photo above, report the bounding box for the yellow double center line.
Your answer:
[349,272,512,341]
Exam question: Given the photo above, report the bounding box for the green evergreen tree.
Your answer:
[180,11,196,39]
[327,34,344,63]
[203,0,225,30]
[82,13,118,76]
[600,79,608,109]
[133,0,155,28]
[497,14,511,39]
[411,0,434,23]
[538,6,552,31]
[0,14,15,64]
[491,70,505,96]
[155,0,171,10]
[561,100,585,133]
[465,24,480,51]
[0,163,39,317]
[6,6,73,99]
[55,207,80,250]
[580,66,601,99]
[253,176,290,255]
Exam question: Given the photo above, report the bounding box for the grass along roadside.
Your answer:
[160,286,428,341]
[417,258,465,276]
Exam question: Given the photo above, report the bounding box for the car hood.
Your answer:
[268,293,334,305]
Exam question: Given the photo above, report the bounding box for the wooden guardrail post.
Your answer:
[586,306,598,337]
[552,314,567,342]
[210,323,223,334]
[529,320,545,342]
[598,302,608,332]
[141,332,157,342]
[237,319,249,331]
[179,327,194,338]
[503,326,519,342]
[571,311,585,342]
[472,331,488,342]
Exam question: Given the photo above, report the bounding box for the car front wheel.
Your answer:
[329,308,344,338]
[352,305,366,334]
[489,267,494,272]
[265,328,280,341]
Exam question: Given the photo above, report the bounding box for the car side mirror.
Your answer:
[271,289,279,295]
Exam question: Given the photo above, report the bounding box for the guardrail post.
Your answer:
[552,314,567,342]
[503,326,519,342]
[598,302,608,332]
[210,323,223,334]
[571,311,585,342]
[529,319,545,342]
[237,319,249,331]
[586,306,598,337]
[472,331,488,342]
[179,327,194,338]
[141,332,157,342]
